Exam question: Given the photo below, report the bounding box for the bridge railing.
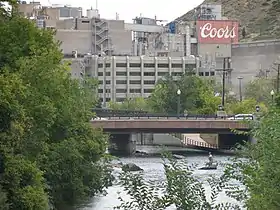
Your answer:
[93,113,238,120]
[182,137,219,149]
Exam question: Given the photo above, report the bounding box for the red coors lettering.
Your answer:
[200,23,236,39]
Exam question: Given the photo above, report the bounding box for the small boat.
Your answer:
[199,162,218,170]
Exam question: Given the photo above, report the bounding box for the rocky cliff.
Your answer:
[176,0,280,41]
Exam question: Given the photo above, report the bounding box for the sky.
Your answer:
[39,0,204,23]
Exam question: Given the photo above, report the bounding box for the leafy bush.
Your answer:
[115,153,241,210]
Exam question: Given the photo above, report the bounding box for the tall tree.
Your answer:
[148,74,219,114]
[0,2,112,209]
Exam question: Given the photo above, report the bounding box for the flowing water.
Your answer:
[80,146,242,210]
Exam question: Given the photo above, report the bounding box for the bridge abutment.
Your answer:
[218,133,249,149]
[109,133,136,156]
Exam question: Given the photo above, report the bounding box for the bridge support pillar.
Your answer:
[109,133,136,156]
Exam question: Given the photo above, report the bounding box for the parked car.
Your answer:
[91,117,108,121]
[227,114,254,120]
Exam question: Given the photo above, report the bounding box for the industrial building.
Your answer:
[18,1,280,101]
[70,55,198,105]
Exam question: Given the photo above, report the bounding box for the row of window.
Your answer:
[98,71,183,77]
[99,80,156,85]
[98,89,153,94]
[98,63,196,69]
[198,71,215,76]
[99,97,151,103]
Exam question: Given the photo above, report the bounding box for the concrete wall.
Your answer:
[200,134,218,145]
[231,40,280,94]
[55,30,91,54]
[153,134,182,146]
[110,30,132,55]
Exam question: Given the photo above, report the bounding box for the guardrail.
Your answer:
[92,114,251,120]
[182,137,218,149]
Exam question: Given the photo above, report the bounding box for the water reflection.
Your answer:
[80,152,241,210]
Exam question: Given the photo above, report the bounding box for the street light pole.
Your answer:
[237,76,243,102]
[277,64,280,93]
[222,58,226,107]
[271,90,275,103]
[177,89,181,119]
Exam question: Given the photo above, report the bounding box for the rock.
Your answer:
[122,163,143,172]
[173,154,185,159]
[135,151,149,157]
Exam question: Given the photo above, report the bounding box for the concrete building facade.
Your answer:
[79,55,197,105]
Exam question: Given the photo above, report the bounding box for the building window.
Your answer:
[144,80,155,85]
[130,63,141,68]
[105,63,111,67]
[158,63,169,68]
[105,72,111,76]
[106,80,111,84]
[98,72,103,76]
[98,63,103,68]
[144,63,155,68]
[130,89,141,93]
[130,72,141,76]
[98,89,103,93]
[198,72,204,76]
[116,98,125,102]
[116,63,127,67]
[129,80,141,85]
[144,89,153,93]
[171,72,183,76]
[158,72,168,76]
[205,72,210,76]
[116,72,127,76]
[171,63,183,68]
[99,80,103,84]
[106,98,111,102]
[210,71,215,76]
[144,72,155,76]
[116,89,127,93]
[105,89,111,93]
[116,80,127,84]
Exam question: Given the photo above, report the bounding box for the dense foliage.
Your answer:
[0,2,112,209]
[224,98,280,210]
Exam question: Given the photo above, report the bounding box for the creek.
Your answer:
[78,146,241,210]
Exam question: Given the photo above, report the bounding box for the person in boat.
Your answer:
[208,152,213,166]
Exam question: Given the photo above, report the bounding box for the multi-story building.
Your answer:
[72,55,198,105]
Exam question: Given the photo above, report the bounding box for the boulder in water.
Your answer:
[173,154,185,159]
[122,163,143,172]
[135,151,149,157]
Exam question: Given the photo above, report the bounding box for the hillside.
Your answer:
[176,0,280,41]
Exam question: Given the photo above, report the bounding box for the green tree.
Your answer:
[108,97,151,111]
[148,74,219,114]
[225,105,280,210]
[244,78,274,103]
[0,2,112,209]
[226,98,267,114]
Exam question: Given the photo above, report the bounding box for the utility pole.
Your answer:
[237,76,243,102]
[222,58,226,107]
[277,64,280,93]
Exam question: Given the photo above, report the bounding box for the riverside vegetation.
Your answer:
[113,97,280,210]
[1,1,280,210]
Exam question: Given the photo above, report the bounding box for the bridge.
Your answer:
[91,113,252,155]
[91,116,250,133]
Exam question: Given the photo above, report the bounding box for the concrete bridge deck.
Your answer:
[91,119,250,133]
